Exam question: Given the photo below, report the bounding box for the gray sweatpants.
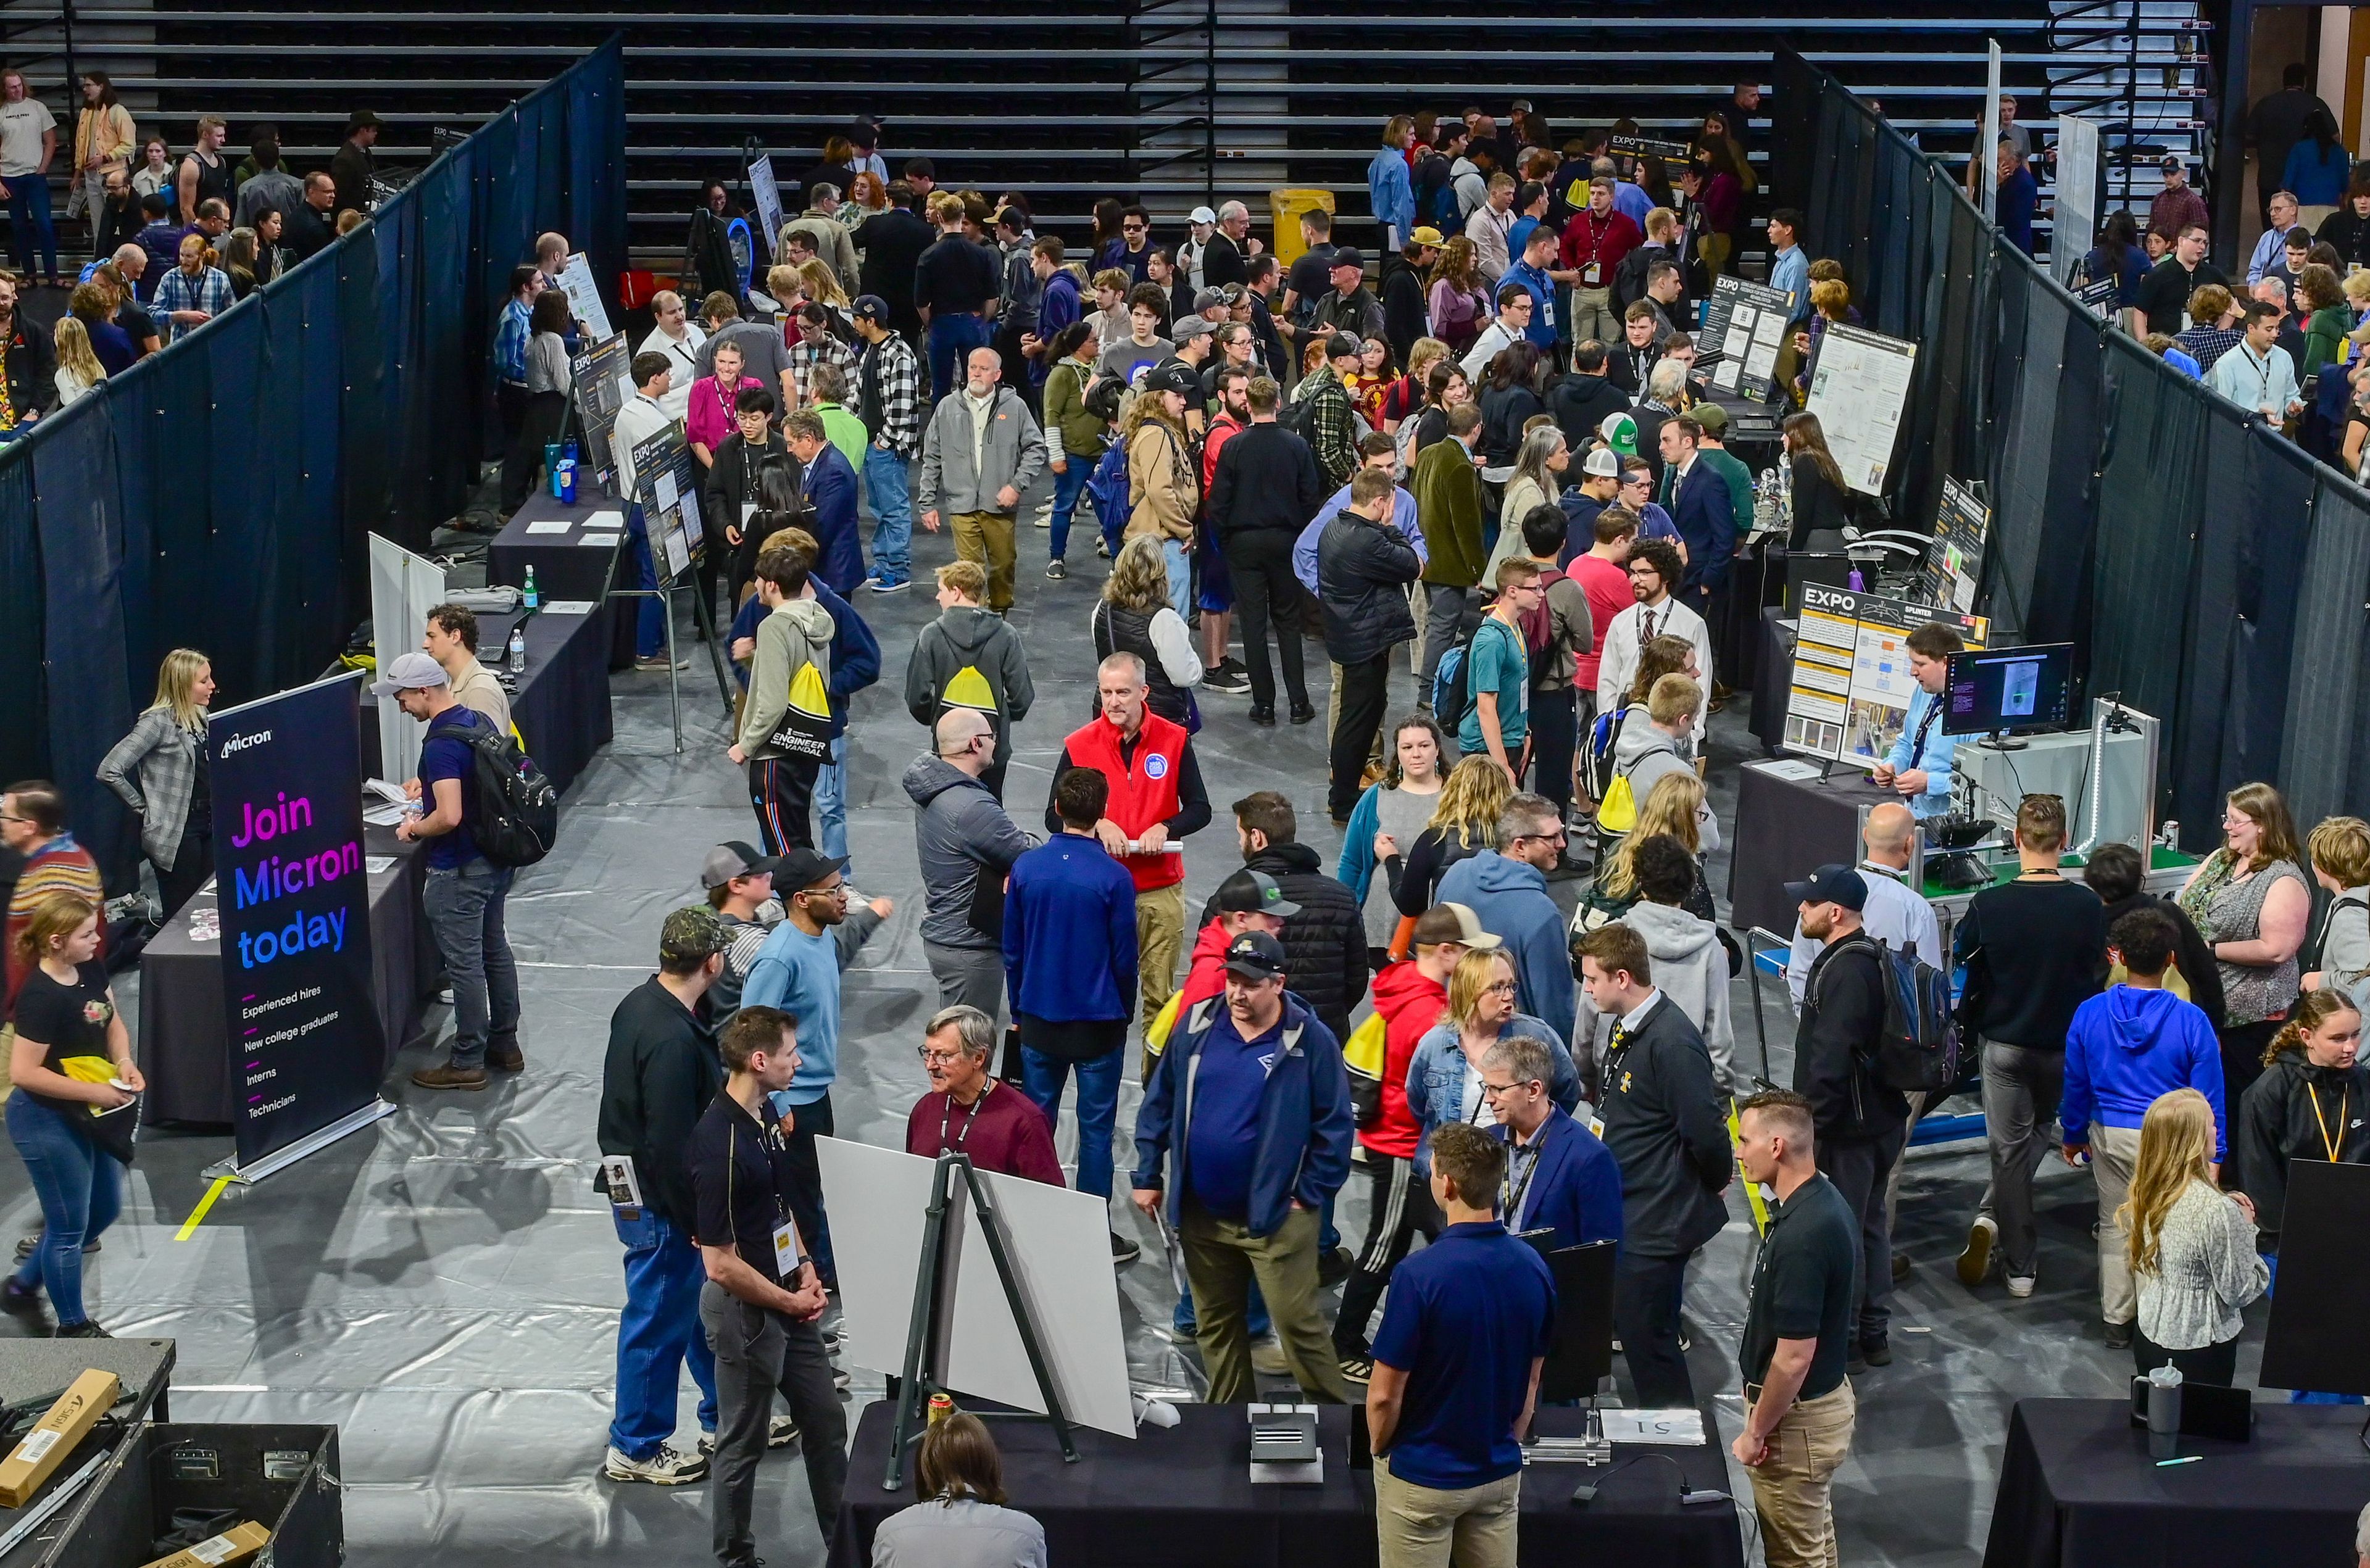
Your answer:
[1975,1042,2066,1280]
[699,1281,847,1564]
[924,939,1007,1032]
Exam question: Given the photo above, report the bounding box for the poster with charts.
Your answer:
[1805,322,1918,496]
[1918,478,1990,614]
[1782,583,1989,765]
[555,252,613,341]
[630,426,702,586]
[1700,274,1795,400]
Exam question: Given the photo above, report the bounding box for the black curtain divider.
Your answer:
[0,40,626,889]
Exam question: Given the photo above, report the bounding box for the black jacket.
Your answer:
[2099,890,2227,1030]
[1547,372,1631,451]
[93,196,144,260]
[1794,934,1910,1141]
[1316,511,1421,665]
[2236,1050,2370,1253]
[857,208,935,320]
[914,233,999,317]
[1478,382,1544,468]
[705,431,797,579]
[1597,997,1732,1258]
[596,977,723,1232]
[1611,241,1669,311]
[1381,268,1428,365]
[1,315,56,423]
[1203,231,1247,289]
[286,202,337,262]
[1954,876,2108,1050]
[1605,338,1663,397]
[1208,421,1324,539]
[1198,842,1368,1043]
[1787,455,1854,549]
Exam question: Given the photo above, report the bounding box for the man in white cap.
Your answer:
[376,651,523,1090]
[1179,205,1219,295]
[1556,442,1624,566]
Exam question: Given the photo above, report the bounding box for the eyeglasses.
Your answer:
[1480,979,1520,995]
[1512,826,1567,845]
[801,884,849,902]
[1479,1077,1535,1098]
[1123,223,1147,234]
[917,1047,966,1066]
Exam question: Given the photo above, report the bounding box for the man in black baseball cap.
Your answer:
[1131,924,1355,1404]
[704,842,784,1013]
[849,292,925,589]
[1313,247,1384,344]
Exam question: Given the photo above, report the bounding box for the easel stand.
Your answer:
[607,562,732,754]
[883,1151,1079,1490]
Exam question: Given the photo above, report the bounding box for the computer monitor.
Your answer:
[1942,642,2073,750]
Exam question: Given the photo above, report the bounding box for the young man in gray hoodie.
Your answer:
[1605,671,1719,853]
[904,559,1035,800]
[903,708,1039,1027]
[728,540,836,855]
[1576,833,1735,1092]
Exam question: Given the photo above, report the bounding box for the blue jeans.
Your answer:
[611,1208,718,1458]
[1048,455,1092,560]
[1160,538,1191,622]
[1020,1046,1123,1200]
[863,443,913,582]
[1176,1277,1270,1338]
[815,735,849,872]
[7,1093,122,1325]
[422,860,520,1071]
[626,504,665,658]
[2,172,57,281]
[926,312,992,403]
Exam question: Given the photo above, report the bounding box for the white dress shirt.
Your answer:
[1785,860,1942,1009]
[610,391,675,499]
[1593,594,1713,737]
[636,321,707,424]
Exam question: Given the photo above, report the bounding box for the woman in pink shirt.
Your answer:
[685,338,762,467]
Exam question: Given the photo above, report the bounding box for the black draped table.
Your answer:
[487,490,639,670]
[828,1402,1743,1568]
[1982,1398,2370,1568]
[359,603,614,800]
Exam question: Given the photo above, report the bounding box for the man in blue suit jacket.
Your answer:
[1484,1033,1624,1253]
[784,410,865,594]
[1656,415,1735,611]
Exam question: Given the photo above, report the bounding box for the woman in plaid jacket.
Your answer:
[96,648,215,917]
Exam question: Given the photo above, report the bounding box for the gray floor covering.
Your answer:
[4,462,2271,1566]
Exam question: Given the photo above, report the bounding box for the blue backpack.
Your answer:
[1083,438,1129,550]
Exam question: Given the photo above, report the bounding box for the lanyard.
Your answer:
[938,1081,996,1153]
[1502,1139,1542,1224]
[2308,1081,2349,1163]
[1910,693,1941,763]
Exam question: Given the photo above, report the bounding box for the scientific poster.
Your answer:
[555,252,614,340]
[749,156,784,259]
[1805,323,1918,495]
[1782,584,1988,765]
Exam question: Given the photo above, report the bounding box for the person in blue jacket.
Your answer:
[1407,945,1578,1176]
[1869,622,1963,820]
[783,410,865,595]
[1369,118,1417,254]
[2060,905,2227,1350]
[1434,795,1577,1035]
[1484,1032,1623,1253]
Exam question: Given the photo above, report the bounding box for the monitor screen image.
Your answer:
[1942,644,2073,737]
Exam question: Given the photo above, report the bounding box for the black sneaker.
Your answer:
[1249,706,1276,726]
[1318,1245,1353,1287]
[1859,1335,1892,1367]
[1109,1231,1141,1267]
[1,1280,43,1321]
[2104,1321,2132,1350]
[1202,666,1252,695]
[54,1320,110,1339]
[1288,702,1316,725]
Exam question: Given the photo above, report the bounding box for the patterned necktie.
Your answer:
[1637,607,1656,649]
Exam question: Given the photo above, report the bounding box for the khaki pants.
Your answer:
[951,508,1017,610]
[1134,881,1187,1031]
[1375,1458,1520,1568]
[1569,286,1618,349]
[2090,1121,2145,1325]
[1748,1380,1856,1568]
[1179,1201,1350,1404]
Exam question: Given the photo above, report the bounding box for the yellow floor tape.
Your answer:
[1728,1101,1771,1237]
[175,1174,233,1241]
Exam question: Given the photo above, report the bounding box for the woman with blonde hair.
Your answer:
[2124,1087,2268,1385]
[1388,754,1514,916]
[796,256,850,319]
[1092,534,1202,728]
[1405,947,1578,1173]
[2180,781,2311,1100]
[1576,770,1716,936]
[1427,236,1491,354]
[96,648,217,915]
[1122,372,1200,621]
[51,317,106,406]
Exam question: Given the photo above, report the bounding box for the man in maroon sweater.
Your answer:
[904,1003,1063,1184]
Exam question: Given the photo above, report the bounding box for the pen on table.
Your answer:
[2155,1454,2203,1467]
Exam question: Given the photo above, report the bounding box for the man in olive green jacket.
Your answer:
[1413,402,1487,687]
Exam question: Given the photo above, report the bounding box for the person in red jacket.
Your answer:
[1173,866,1299,1025]
[1333,901,1502,1380]
[1044,652,1212,1039]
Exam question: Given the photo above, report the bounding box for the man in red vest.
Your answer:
[1045,652,1212,1040]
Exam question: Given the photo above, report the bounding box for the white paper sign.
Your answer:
[749,156,785,259]
[556,252,614,340]
[524,519,572,536]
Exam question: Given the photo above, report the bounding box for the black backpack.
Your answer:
[1278,384,1327,448]
[465,724,559,868]
[1858,935,1961,1093]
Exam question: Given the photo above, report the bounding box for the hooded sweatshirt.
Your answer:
[904,605,1036,774]
[1435,850,1576,1037]
[2235,1049,2370,1253]
[1364,959,1451,1160]
[1608,712,1720,852]
[1575,900,1735,1093]
[902,753,1038,952]
[2061,984,2226,1157]
[736,595,836,761]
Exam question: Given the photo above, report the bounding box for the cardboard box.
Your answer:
[136,1519,272,1568]
[0,1368,120,1507]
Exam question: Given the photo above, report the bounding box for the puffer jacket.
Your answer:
[1316,512,1421,666]
[903,753,1037,952]
[1196,843,1369,1043]
[905,605,1036,774]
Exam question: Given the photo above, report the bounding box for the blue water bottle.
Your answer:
[557,459,578,505]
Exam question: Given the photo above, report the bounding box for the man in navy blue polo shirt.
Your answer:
[1366,1119,1555,1568]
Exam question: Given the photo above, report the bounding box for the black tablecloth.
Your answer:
[1982,1398,2370,1568]
[137,824,437,1126]
[829,1402,1742,1568]
[359,605,613,800]
[1726,762,1895,939]
[1750,606,1796,752]
[487,489,638,668]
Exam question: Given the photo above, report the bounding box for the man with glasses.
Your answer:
[1482,1032,1622,1251]
[1459,558,1544,786]
[902,1003,1062,1184]
[1436,794,1578,1036]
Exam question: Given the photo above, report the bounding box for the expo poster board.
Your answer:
[2054,114,2100,286]
[367,533,446,788]
[630,425,704,584]
[1919,477,1990,614]
[207,672,385,1168]
[1783,583,1988,765]
[1979,41,2002,224]
[1805,322,1918,495]
[1700,274,1795,400]
[815,1137,1137,1440]
[555,252,614,341]
[570,333,633,491]
[749,155,784,263]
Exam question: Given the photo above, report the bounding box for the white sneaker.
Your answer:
[604,1443,708,1485]
[1956,1214,1997,1287]
[2006,1274,2036,1298]
[695,1417,798,1456]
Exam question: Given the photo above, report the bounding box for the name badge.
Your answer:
[772,1221,802,1277]
[1589,1116,1607,1139]
[1582,262,1603,286]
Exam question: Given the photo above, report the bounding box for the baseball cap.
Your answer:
[701,840,783,890]
[848,117,880,150]
[1411,902,1502,950]
[1329,247,1366,273]
[1693,403,1729,436]
[2160,153,2184,172]
[1598,411,1639,457]
[1192,288,1228,314]
[853,294,891,325]
[1173,315,1216,342]
[1222,930,1290,980]
[1581,445,1621,478]
[1189,205,1218,225]
[1142,361,1198,396]
[994,206,1028,232]
[1326,332,1363,361]
[1784,863,1868,911]
[1214,868,1302,919]
[370,650,449,695]
[777,847,849,892]
[1408,225,1445,247]
[659,905,728,965]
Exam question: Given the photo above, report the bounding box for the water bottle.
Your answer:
[522,565,540,612]
[563,437,580,466]
[507,623,526,674]
[557,459,578,505]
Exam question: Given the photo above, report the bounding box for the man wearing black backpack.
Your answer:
[383,651,524,1090]
[1787,864,1908,1374]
